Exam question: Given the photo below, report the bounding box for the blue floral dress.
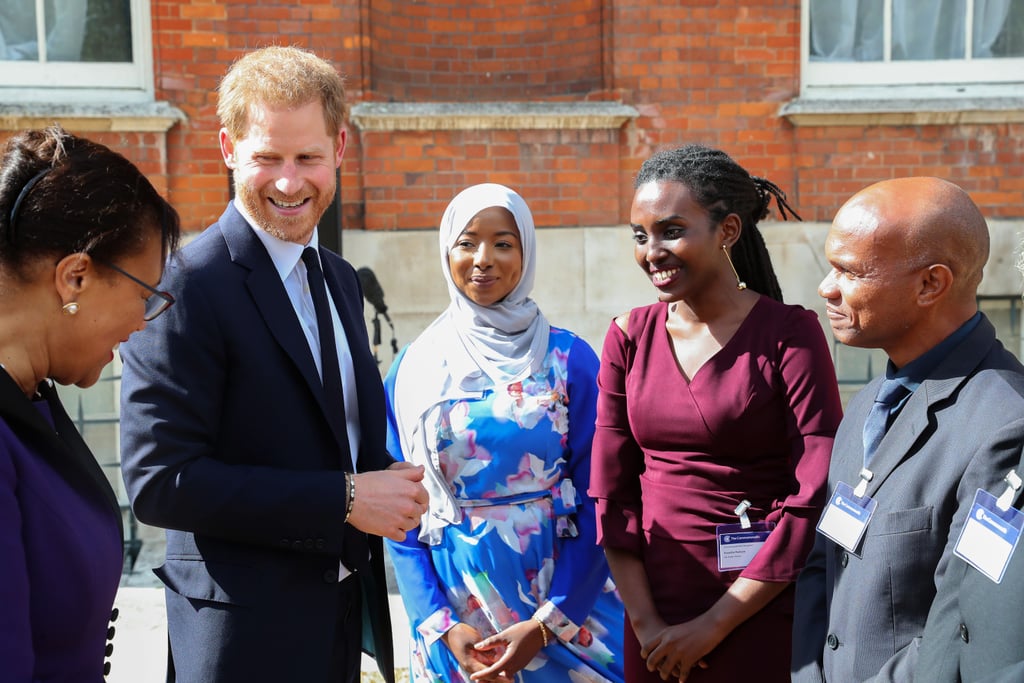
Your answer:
[384,327,624,683]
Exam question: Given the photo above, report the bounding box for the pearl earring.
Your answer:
[62,302,80,316]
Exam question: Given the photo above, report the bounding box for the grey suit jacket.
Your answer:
[915,447,1024,683]
[792,315,1024,683]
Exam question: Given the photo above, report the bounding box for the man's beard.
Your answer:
[234,177,334,244]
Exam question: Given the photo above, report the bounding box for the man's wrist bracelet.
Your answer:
[533,616,549,647]
[344,473,356,523]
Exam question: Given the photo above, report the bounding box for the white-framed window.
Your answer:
[802,0,1024,91]
[0,0,153,102]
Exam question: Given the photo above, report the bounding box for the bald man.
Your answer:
[791,177,1024,683]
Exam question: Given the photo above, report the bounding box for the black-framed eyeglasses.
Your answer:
[95,259,175,321]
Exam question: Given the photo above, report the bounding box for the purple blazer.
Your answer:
[0,370,123,682]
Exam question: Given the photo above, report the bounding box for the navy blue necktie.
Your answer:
[302,247,350,465]
[302,248,368,572]
[862,378,910,466]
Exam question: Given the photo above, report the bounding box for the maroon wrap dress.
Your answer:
[590,296,842,682]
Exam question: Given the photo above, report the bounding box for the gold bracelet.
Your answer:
[344,473,356,523]
[533,616,549,648]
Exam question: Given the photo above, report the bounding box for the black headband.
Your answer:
[7,167,51,242]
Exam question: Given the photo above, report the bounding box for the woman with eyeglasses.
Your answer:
[0,125,180,681]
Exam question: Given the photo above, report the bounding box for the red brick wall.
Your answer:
[793,124,1024,220]
[368,0,603,101]
[12,1,1018,235]
[360,128,621,230]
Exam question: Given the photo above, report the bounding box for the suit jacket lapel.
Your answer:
[219,205,323,401]
[219,207,351,459]
[0,371,123,539]
[865,316,998,497]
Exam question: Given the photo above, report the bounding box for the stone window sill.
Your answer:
[780,87,1024,126]
[350,102,639,131]
[0,102,185,133]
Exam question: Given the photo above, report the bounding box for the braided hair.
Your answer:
[635,144,800,302]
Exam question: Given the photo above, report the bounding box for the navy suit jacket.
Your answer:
[120,203,395,683]
[792,315,1024,683]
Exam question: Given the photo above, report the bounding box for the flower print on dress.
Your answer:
[416,606,458,646]
[518,556,555,610]
[549,344,569,381]
[491,383,545,430]
[445,399,473,434]
[495,452,560,498]
[465,497,546,553]
[461,453,564,552]
[439,427,493,497]
[545,391,569,438]
[461,570,520,631]
[491,363,568,433]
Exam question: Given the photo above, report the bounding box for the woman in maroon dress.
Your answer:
[590,145,842,682]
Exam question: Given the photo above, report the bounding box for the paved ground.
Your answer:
[109,541,411,682]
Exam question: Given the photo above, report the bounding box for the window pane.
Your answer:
[809,0,1021,63]
[893,0,966,60]
[0,0,131,63]
[810,0,884,62]
[83,0,132,62]
[978,0,1024,58]
[0,1,42,60]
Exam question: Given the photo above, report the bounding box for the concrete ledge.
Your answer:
[350,101,639,131]
[780,95,1024,126]
[0,101,185,132]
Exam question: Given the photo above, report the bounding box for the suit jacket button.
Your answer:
[104,662,111,676]
[305,538,314,549]
[316,539,326,550]
[840,552,849,567]
[107,625,116,640]
[292,540,303,550]
[105,643,114,657]
[826,633,839,650]
[109,608,119,622]
[960,623,970,643]
[280,538,290,548]
[323,569,339,583]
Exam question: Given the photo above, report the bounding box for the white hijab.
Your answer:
[392,183,550,544]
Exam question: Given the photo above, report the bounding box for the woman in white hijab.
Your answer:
[384,184,624,683]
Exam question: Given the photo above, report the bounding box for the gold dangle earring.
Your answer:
[722,245,747,290]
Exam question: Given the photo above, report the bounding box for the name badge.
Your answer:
[954,487,1024,584]
[716,521,774,572]
[817,480,877,553]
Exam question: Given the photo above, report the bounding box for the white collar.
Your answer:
[233,198,319,280]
